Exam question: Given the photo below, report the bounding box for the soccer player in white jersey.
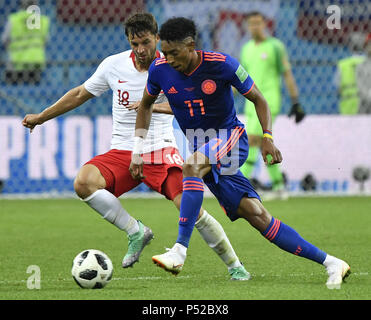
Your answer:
[22,13,250,280]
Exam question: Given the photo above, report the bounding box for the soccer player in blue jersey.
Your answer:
[130,17,350,288]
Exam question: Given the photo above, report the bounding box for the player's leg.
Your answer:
[266,157,286,195]
[151,151,210,275]
[194,208,250,280]
[74,150,154,268]
[236,197,350,288]
[237,197,328,264]
[178,153,211,246]
[160,167,249,280]
[151,133,252,278]
[74,164,139,234]
[265,109,286,195]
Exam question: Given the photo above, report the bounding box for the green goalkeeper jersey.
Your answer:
[240,36,290,116]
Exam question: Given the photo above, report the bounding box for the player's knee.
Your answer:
[74,177,95,199]
[237,197,271,232]
[182,163,210,178]
[248,206,268,228]
[74,166,105,199]
[182,151,211,178]
[182,163,197,177]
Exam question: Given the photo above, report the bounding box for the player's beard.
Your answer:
[136,48,157,70]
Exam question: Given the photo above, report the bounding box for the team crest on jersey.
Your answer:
[261,52,268,60]
[201,79,217,95]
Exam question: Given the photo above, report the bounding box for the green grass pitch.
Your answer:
[0,196,370,300]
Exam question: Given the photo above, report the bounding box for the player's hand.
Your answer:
[126,101,140,112]
[129,154,146,180]
[22,114,43,133]
[261,138,282,165]
[288,102,305,123]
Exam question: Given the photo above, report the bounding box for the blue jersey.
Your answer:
[147,51,260,219]
[146,50,255,135]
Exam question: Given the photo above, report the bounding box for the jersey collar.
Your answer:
[185,50,203,76]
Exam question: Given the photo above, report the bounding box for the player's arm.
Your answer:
[152,102,173,114]
[126,101,173,114]
[283,68,299,102]
[281,52,305,123]
[243,84,282,165]
[22,85,94,132]
[129,88,158,180]
[135,88,158,136]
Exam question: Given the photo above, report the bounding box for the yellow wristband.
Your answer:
[263,133,273,140]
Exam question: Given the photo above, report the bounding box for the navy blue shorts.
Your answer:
[197,127,261,221]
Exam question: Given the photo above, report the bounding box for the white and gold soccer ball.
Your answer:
[71,249,113,289]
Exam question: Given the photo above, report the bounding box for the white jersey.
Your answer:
[84,50,177,153]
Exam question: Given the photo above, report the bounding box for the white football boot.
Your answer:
[325,256,351,289]
[152,243,186,275]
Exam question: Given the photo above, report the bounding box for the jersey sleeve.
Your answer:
[145,61,162,97]
[83,57,111,97]
[273,39,291,74]
[239,42,250,72]
[225,54,255,96]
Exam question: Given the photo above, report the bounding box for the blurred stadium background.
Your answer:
[0,0,371,197]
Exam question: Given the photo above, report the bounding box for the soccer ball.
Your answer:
[71,249,113,289]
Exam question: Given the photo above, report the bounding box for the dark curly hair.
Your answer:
[124,13,158,38]
[159,17,197,42]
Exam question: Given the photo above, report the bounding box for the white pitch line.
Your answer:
[0,275,193,285]
[0,272,368,285]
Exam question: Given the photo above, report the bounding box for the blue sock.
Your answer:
[176,177,204,248]
[262,217,327,264]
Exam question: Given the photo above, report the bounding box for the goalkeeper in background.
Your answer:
[239,11,305,197]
